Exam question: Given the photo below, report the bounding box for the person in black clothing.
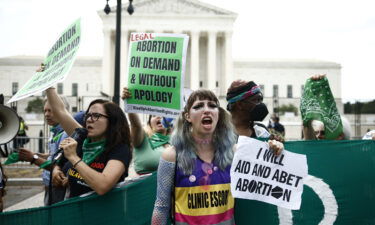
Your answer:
[226,80,270,138]
[226,80,284,151]
[46,87,132,197]
[268,115,285,142]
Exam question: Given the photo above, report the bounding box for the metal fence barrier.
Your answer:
[0,137,48,168]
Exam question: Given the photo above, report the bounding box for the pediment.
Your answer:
[119,0,236,16]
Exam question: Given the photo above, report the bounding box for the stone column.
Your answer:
[224,31,233,95]
[207,31,217,91]
[190,31,200,91]
[102,29,113,96]
[120,30,129,89]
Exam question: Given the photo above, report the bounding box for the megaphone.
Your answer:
[0,104,20,144]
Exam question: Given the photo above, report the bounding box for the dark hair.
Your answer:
[184,89,220,113]
[85,99,132,155]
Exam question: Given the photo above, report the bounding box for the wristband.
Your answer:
[73,159,82,169]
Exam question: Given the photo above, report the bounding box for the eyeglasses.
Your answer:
[84,112,109,121]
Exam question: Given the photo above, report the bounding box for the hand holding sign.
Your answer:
[230,136,308,210]
[8,18,81,103]
[125,33,189,118]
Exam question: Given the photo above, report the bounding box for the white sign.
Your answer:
[230,136,308,210]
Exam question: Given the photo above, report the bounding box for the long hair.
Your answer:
[85,99,132,156]
[171,89,236,175]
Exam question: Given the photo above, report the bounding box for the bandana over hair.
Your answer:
[226,81,261,111]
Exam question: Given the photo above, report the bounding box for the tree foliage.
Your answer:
[278,103,298,115]
[25,97,44,113]
[344,100,375,114]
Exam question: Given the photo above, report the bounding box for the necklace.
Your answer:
[193,136,212,145]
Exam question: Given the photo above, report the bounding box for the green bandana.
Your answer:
[41,139,106,169]
[82,139,106,165]
[4,152,19,165]
[40,160,52,169]
[300,77,343,139]
[149,133,170,149]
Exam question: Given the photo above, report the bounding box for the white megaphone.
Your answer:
[0,104,20,144]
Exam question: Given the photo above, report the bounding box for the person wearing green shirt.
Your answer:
[122,87,173,175]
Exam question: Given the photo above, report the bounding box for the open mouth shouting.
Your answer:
[201,116,213,129]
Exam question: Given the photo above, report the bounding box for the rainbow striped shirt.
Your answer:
[174,158,235,225]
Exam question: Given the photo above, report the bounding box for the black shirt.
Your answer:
[67,143,131,198]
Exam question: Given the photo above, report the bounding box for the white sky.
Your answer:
[1,0,374,102]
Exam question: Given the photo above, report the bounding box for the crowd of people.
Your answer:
[0,73,374,221]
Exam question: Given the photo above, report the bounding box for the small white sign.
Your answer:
[230,136,308,210]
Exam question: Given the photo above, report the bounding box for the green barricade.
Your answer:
[236,140,375,225]
[0,174,157,225]
[1,140,375,225]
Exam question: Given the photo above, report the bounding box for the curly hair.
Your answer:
[171,89,236,175]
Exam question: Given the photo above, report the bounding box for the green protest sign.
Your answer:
[8,18,81,103]
[125,33,189,118]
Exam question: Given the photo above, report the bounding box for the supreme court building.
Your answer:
[0,0,343,140]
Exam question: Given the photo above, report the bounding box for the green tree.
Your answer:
[25,97,44,113]
[343,100,375,114]
[278,103,298,115]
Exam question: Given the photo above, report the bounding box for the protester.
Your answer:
[46,87,132,197]
[0,162,6,212]
[226,80,285,145]
[47,111,86,204]
[13,116,29,149]
[122,87,173,175]
[268,115,285,136]
[226,80,270,138]
[301,74,351,140]
[152,89,237,224]
[18,98,69,205]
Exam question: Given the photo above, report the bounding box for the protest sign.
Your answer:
[125,33,189,118]
[231,136,308,209]
[8,18,81,103]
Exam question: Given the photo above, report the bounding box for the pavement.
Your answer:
[4,191,44,212]
[3,179,44,212]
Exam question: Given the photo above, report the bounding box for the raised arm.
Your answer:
[302,121,317,140]
[46,87,81,136]
[122,87,145,147]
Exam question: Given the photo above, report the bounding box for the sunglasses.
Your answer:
[84,112,109,121]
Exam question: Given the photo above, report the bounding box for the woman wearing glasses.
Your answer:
[122,87,173,175]
[46,88,132,197]
[152,89,237,225]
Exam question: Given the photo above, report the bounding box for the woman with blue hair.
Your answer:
[152,89,237,225]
